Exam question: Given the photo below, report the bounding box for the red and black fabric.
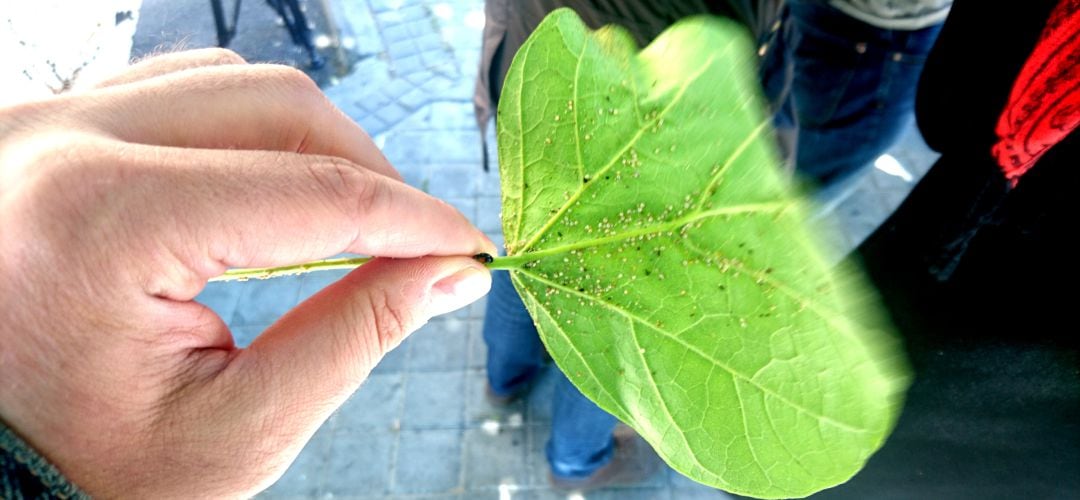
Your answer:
[830,0,1080,497]
[993,0,1080,185]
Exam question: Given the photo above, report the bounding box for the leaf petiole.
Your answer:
[208,256,374,282]
[209,253,515,282]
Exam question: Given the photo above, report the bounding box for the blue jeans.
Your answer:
[482,270,618,478]
[759,0,943,187]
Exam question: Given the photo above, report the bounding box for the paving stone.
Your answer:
[436,72,475,100]
[330,94,366,123]
[376,101,414,128]
[836,184,893,249]
[195,281,243,325]
[369,0,408,15]
[476,195,503,233]
[454,51,481,76]
[258,434,329,497]
[380,23,413,47]
[408,318,470,372]
[525,424,554,487]
[427,163,483,198]
[297,267,351,303]
[405,18,440,38]
[463,427,529,490]
[372,337,411,374]
[375,10,406,24]
[382,76,416,99]
[465,368,526,426]
[394,53,433,76]
[356,111,390,136]
[403,370,466,429]
[478,168,502,198]
[521,487,671,500]
[229,275,303,326]
[382,130,482,165]
[424,75,459,96]
[400,164,430,191]
[336,0,381,47]
[331,372,405,433]
[667,467,735,498]
[415,32,447,52]
[487,233,506,253]
[661,490,733,499]
[359,88,395,113]
[469,293,487,319]
[229,323,269,348]
[399,85,431,109]
[392,429,464,494]
[404,69,437,86]
[466,320,487,369]
[426,101,479,128]
[524,368,558,423]
[387,38,421,60]
[322,429,397,496]
[443,197,478,225]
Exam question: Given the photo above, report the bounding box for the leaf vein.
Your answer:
[516,269,869,433]
[514,273,636,420]
[498,201,788,267]
[627,317,714,478]
[515,51,724,254]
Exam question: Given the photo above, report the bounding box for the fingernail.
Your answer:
[430,265,491,316]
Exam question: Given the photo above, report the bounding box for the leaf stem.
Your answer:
[486,255,529,270]
[209,253,522,282]
[208,257,372,282]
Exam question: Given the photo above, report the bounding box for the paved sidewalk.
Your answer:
[134,1,936,498]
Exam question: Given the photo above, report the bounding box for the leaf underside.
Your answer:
[496,9,908,499]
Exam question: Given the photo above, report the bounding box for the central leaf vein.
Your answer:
[495,201,788,268]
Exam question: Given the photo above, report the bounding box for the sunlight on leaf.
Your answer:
[495,9,909,498]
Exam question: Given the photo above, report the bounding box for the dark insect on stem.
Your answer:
[473,253,495,264]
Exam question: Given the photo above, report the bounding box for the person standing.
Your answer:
[759,0,951,187]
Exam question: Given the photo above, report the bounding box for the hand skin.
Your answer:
[0,48,495,498]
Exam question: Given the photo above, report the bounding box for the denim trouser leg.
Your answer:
[759,0,944,187]
[482,270,545,396]
[482,270,618,477]
[546,373,618,478]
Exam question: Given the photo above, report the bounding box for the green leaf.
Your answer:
[494,9,909,498]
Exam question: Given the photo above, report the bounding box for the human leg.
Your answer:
[481,270,545,397]
[545,373,619,479]
[774,0,943,186]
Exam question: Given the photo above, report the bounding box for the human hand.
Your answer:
[0,48,494,498]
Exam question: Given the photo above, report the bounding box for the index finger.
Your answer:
[96,140,494,300]
[75,63,402,181]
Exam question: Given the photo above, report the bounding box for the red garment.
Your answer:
[992,0,1080,186]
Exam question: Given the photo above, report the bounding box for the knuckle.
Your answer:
[257,64,321,100]
[364,286,412,353]
[305,157,379,217]
[199,47,246,65]
[305,157,393,225]
[10,132,101,192]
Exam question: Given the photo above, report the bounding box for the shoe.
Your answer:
[548,425,663,492]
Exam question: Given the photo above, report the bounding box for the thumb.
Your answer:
[219,255,491,436]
